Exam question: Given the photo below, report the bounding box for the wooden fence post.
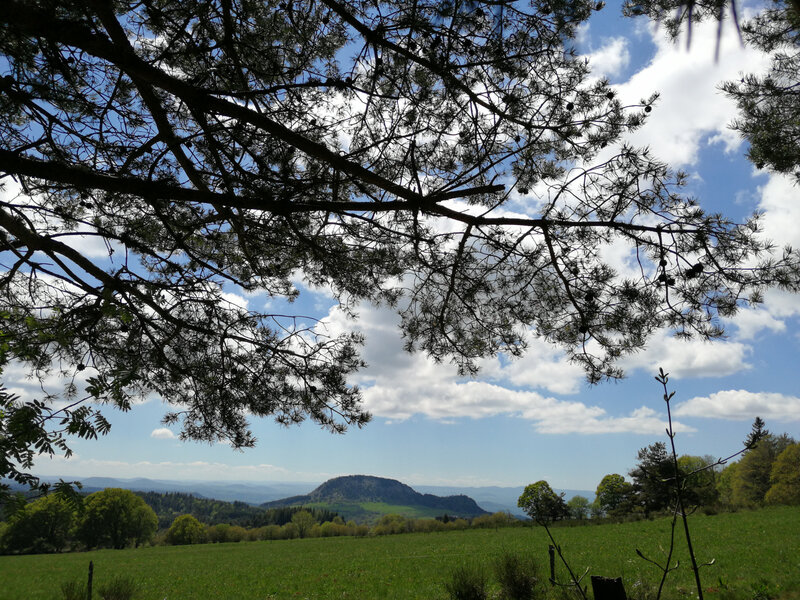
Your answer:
[87,561,93,600]
[548,544,556,585]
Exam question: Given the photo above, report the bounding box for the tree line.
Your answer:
[0,488,342,554]
[0,488,518,554]
[0,488,156,554]
[522,420,799,523]
[135,491,337,529]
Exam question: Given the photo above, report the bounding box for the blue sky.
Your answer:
[13,3,800,493]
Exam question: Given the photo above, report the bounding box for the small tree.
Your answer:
[518,481,587,599]
[165,514,206,545]
[518,481,569,524]
[566,495,591,520]
[629,443,674,516]
[76,488,157,549]
[290,510,315,539]
[594,474,634,517]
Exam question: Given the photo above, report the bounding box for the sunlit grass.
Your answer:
[1,506,797,599]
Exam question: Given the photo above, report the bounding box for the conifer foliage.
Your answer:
[1,1,799,489]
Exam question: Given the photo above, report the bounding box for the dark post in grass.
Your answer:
[87,561,93,600]
[591,576,627,600]
[548,545,556,585]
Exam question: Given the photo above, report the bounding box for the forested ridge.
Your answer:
[135,491,338,529]
[262,475,488,517]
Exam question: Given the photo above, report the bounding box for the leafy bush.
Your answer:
[444,563,488,600]
[495,552,540,600]
[98,575,138,600]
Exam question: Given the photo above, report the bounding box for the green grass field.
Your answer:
[302,500,447,521]
[1,506,798,600]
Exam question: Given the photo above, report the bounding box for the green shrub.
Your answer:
[59,580,87,600]
[444,563,488,600]
[97,575,138,600]
[495,552,540,600]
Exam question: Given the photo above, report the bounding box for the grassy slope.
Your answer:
[303,500,448,522]
[1,506,798,600]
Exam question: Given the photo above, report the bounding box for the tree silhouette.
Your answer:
[1,1,799,489]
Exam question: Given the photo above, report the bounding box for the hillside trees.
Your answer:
[76,488,158,549]
[587,419,797,517]
[291,509,316,538]
[676,454,719,507]
[2,0,800,491]
[0,492,75,554]
[765,443,800,505]
[732,433,795,506]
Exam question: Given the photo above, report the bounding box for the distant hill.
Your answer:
[415,485,595,517]
[26,475,593,517]
[262,475,488,522]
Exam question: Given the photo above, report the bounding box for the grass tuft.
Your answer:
[445,563,489,600]
[98,575,138,600]
[495,551,541,600]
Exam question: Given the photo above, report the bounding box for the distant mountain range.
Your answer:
[30,476,316,505]
[30,474,593,516]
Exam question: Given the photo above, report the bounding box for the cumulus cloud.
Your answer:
[321,302,691,434]
[586,37,631,79]
[616,19,771,167]
[726,306,787,340]
[675,390,800,421]
[486,340,586,396]
[757,174,800,249]
[619,330,751,378]
[150,428,177,440]
[540,405,695,435]
[220,290,249,310]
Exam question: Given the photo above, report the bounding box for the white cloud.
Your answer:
[619,330,751,378]
[220,291,249,310]
[617,19,771,167]
[757,174,800,249]
[587,37,631,79]
[538,405,695,435]
[321,302,689,434]
[485,339,585,395]
[726,306,786,340]
[363,377,692,435]
[675,390,800,421]
[150,428,177,440]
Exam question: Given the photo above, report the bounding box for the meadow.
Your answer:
[1,506,798,600]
